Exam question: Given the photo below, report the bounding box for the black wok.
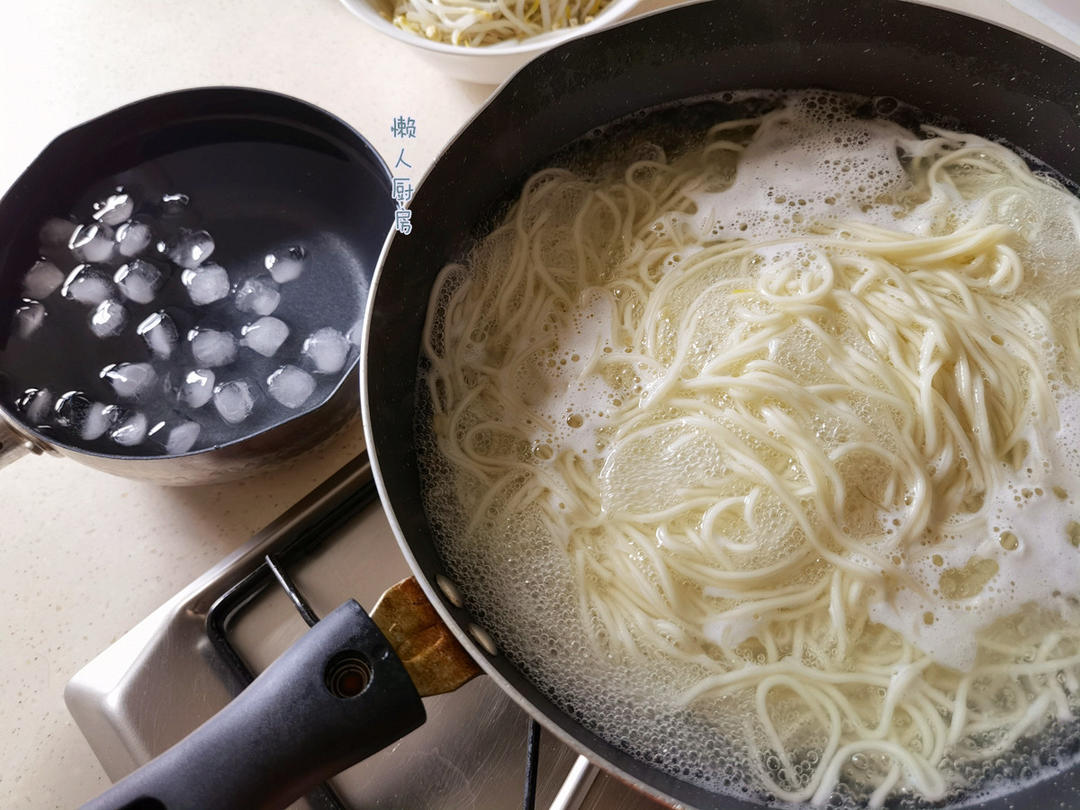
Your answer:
[363,1,1080,808]
[79,1,1080,808]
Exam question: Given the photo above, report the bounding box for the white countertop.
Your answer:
[0,1,1075,807]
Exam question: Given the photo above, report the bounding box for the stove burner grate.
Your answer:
[203,469,542,810]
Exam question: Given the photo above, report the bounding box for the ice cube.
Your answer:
[69,223,114,263]
[148,419,201,455]
[240,316,289,357]
[264,245,306,283]
[165,368,216,408]
[13,300,46,339]
[160,192,190,217]
[22,260,64,299]
[181,263,230,305]
[81,401,111,441]
[100,362,157,399]
[115,221,152,258]
[169,229,215,269]
[114,259,166,305]
[16,388,52,425]
[53,390,91,430]
[105,406,148,446]
[92,192,134,226]
[234,275,281,316]
[54,393,112,441]
[302,327,350,374]
[89,299,128,338]
[347,319,364,346]
[213,380,256,424]
[137,311,178,359]
[266,365,316,409]
[189,327,237,367]
[62,264,114,305]
[38,216,78,247]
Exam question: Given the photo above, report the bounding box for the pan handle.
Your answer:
[78,600,426,810]
[0,416,49,471]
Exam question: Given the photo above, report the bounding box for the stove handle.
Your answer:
[77,599,426,810]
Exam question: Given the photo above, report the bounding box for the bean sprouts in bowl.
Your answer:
[338,0,653,84]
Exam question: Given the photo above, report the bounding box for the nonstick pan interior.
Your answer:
[0,87,393,482]
[362,1,1080,808]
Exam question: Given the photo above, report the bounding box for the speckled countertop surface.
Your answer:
[0,1,1075,807]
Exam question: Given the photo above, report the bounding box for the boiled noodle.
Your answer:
[389,0,610,47]
[417,92,1080,806]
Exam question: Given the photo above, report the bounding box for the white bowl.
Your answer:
[339,0,648,84]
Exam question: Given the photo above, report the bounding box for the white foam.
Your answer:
[681,93,960,243]
[870,390,1080,671]
[512,287,627,460]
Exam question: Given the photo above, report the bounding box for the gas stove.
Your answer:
[66,452,666,809]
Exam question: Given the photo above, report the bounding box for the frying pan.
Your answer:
[365,0,1080,807]
[0,87,394,485]
[78,1,1080,809]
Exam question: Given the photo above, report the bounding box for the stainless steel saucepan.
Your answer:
[0,87,394,485]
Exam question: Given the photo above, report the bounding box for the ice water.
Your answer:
[0,140,367,457]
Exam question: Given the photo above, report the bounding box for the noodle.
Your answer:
[417,92,1080,806]
[388,0,609,47]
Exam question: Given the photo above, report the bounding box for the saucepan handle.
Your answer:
[0,415,48,471]
[79,600,426,810]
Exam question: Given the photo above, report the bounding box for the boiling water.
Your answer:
[416,92,1080,807]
